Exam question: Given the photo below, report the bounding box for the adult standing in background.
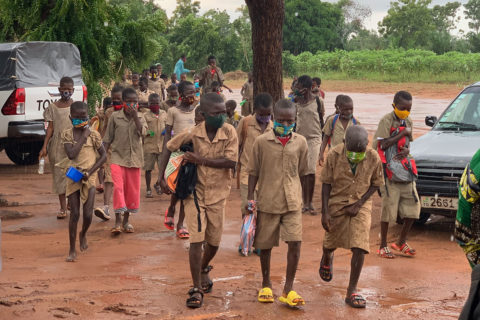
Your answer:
[199,55,233,95]
[174,55,195,81]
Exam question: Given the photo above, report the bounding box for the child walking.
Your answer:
[39,76,75,219]
[143,93,167,198]
[158,93,238,308]
[62,102,106,262]
[248,99,308,307]
[149,65,166,101]
[225,100,242,129]
[160,85,179,112]
[240,72,254,116]
[103,87,147,234]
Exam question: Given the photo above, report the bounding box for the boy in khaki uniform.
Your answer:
[225,100,242,129]
[143,93,167,198]
[373,91,420,258]
[199,55,232,95]
[160,85,179,112]
[137,77,154,110]
[248,99,308,307]
[148,65,166,101]
[240,72,254,116]
[320,126,384,308]
[158,93,238,309]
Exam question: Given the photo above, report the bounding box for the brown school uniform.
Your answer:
[44,102,72,194]
[137,88,154,106]
[166,122,238,246]
[241,81,254,116]
[148,78,165,99]
[323,116,361,148]
[91,106,116,183]
[160,100,176,112]
[60,129,103,204]
[373,111,420,223]
[143,109,167,171]
[103,110,147,168]
[166,106,196,136]
[320,144,384,253]
[199,66,225,95]
[248,130,309,249]
[236,115,273,215]
[296,98,324,174]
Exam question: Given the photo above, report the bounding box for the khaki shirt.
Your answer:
[166,106,196,136]
[200,66,225,94]
[160,100,176,112]
[237,115,273,186]
[320,144,384,216]
[248,131,309,214]
[372,111,413,150]
[242,81,253,101]
[143,110,167,154]
[137,88,154,105]
[148,79,165,97]
[167,122,238,205]
[323,115,361,148]
[296,98,324,140]
[103,110,147,168]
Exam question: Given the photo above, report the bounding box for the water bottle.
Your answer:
[38,158,45,175]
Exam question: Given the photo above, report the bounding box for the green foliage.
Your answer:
[284,49,480,83]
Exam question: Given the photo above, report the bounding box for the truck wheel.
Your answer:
[415,212,431,225]
[5,141,42,165]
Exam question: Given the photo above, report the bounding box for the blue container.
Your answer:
[66,166,84,182]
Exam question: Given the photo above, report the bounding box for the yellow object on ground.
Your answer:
[258,287,274,303]
[278,291,305,307]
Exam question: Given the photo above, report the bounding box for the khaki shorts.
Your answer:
[380,180,421,223]
[143,152,161,171]
[254,210,302,249]
[323,206,371,253]
[184,196,226,246]
[306,138,321,175]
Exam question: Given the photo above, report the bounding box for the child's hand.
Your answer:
[344,201,362,217]
[394,146,410,160]
[245,200,257,215]
[82,126,91,138]
[183,151,203,165]
[39,147,47,159]
[228,88,233,93]
[318,155,325,166]
[321,213,331,232]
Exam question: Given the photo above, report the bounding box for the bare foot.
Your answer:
[79,232,88,252]
[66,251,77,262]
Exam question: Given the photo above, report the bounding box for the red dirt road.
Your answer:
[0,90,472,319]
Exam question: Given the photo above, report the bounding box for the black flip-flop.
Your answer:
[319,253,334,282]
[186,288,204,308]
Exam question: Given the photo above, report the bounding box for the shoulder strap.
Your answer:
[331,114,340,131]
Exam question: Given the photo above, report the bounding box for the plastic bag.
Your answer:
[239,214,256,256]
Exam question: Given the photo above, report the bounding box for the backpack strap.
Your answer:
[328,114,340,147]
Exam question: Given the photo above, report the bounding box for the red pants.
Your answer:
[110,164,141,214]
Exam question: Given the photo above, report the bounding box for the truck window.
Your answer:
[437,86,480,130]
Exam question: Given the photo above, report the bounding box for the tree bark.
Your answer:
[245,0,284,102]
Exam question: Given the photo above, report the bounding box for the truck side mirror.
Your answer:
[425,116,437,127]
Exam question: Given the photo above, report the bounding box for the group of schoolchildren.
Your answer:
[40,60,420,310]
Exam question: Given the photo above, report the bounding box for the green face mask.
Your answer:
[205,113,227,129]
[346,150,366,164]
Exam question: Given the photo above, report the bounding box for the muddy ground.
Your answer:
[0,88,473,319]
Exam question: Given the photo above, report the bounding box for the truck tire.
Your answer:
[415,211,431,225]
[5,141,42,165]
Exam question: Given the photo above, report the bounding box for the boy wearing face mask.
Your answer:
[143,93,167,198]
[157,93,238,308]
[247,99,308,307]
[373,91,420,259]
[161,85,179,112]
[320,125,383,308]
[61,102,107,262]
[137,77,153,110]
[39,76,75,219]
[319,95,360,166]
[103,88,147,235]
[237,94,273,221]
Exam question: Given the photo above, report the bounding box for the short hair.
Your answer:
[167,84,178,92]
[139,77,148,85]
[208,55,216,62]
[70,101,87,114]
[225,100,237,109]
[156,63,162,67]
[171,73,177,78]
[335,94,353,106]
[103,97,112,106]
[150,65,157,71]
[178,81,194,95]
[254,93,273,110]
[297,75,312,89]
[394,91,412,104]
[274,99,295,113]
[60,76,74,86]
[131,72,140,78]
[312,77,321,86]
[345,126,368,151]
[200,93,224,112]
[160,74,168,80]
[180,72,187,77]
[122,87,137,100]
[148,93,160,102]
[211,81,220,88]
[111,85,123,95]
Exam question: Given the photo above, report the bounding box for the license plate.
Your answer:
[421,196,458,210]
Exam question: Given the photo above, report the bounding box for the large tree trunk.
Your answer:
[245,0,284,102]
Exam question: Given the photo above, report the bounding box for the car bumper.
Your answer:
[7,121,45,139]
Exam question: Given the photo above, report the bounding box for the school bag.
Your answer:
[327,114,358,147]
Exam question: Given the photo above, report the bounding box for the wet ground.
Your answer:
[0,90,471,319]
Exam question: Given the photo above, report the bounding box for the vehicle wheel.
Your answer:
[415,212,431,225]
[5,141,42,165]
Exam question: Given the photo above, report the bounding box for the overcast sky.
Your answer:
[155,0,472,34]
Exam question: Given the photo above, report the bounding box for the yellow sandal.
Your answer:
[278,290,305,307]
[258,287,274,303]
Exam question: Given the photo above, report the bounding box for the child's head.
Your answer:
[111,85,123,108]
[248,72,253,82]
[273,99,296,136]
[193,74,200,83]
[122,87,138,114]
[291,76,298,91]
[335,95,354,120]
[171,73,177,82]
[208,55,216,68]
[150,65,158,79]
[70,101,89,126]
[195,106,204,125]
[160,74,168,82]
[139,77,148,91]
[180,73,187,82]
[254,93,273,124]
[312,77,321,91]
[345,125,368,154]
[393,91,413,119]
[200,93,226,129]
[131,73,140,87]
[167,84,179,101]
[59,76,74,101]
[181,54,187,62]
[103,97,112,110]
[210,81,221,93]
[142,69,150,79]
[294,75,312,98]
[178,81,195,105]
[225,100,237,118]
[156,64,163,75]
[148,93,161,114]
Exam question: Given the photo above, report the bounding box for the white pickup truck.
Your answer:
[0,42,87,165]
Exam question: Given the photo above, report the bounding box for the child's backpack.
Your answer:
[327,114,358,147]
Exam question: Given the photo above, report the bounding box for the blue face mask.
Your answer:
[71,118,89,128]
[273,121,295,137]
